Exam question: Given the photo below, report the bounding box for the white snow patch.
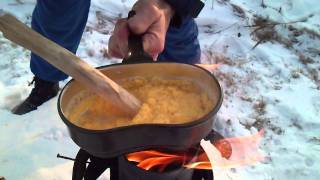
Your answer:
[0,0,319,179]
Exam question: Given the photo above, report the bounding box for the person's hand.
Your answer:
[108,0,174,60]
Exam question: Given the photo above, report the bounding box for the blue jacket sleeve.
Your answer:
[164,0,204,18]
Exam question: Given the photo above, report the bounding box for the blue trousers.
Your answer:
[31,0,200,82]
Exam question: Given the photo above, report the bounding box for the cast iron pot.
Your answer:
[57,24,223,158]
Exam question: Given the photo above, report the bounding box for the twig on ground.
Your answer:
[247,15,315,50]
[251,39,264,50]
[244,17,309,28]
[261,0,267,8]
[212,23,238,34]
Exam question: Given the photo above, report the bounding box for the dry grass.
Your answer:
[298,53,315,65]
[253,99,267,116]
[252,116,284,135]
[247,16,319,90]
[290,69,301,79]
[230,3,245,18]
[84,11,118,35]
[247,15,316,50]
[289,118,303,130]
[309,137,320,145]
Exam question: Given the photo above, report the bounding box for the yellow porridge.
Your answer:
[66,77,214,130]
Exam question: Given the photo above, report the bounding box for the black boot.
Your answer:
[12,77,59,115]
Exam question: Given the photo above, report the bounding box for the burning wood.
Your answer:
[127,130,264,172]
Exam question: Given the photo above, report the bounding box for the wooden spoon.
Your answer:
[0,11,141,117]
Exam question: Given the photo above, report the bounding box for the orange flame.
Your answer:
[127,151,184,172]
[126,130,264,172]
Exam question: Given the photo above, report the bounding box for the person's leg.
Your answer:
[12,0,91,115]
[158,17,201,64]
[31,0,91,82]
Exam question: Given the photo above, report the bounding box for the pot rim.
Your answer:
[57,62,223,134]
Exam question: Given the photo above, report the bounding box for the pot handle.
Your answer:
[122,11,154,64]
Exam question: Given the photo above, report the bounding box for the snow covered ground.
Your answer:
[0,0,319,179]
